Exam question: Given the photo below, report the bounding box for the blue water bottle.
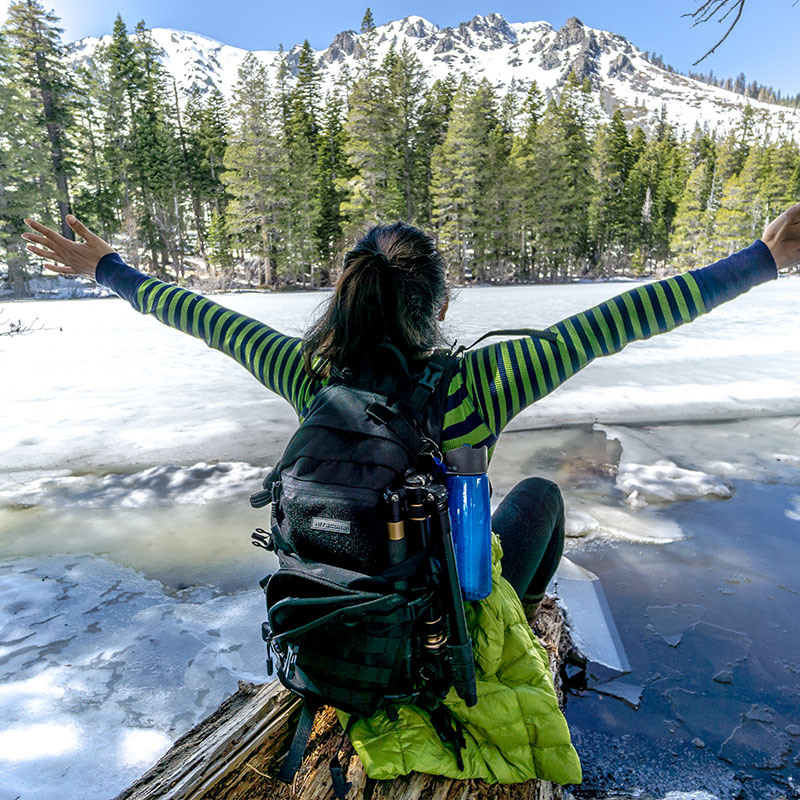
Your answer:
[444,445,492,601]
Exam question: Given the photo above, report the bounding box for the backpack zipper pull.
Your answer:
[251,527,274,551]
[265,633,275,676]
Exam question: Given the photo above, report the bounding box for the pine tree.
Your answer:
[222,52,287,286]
[588,109,635,271]
[714,169,754,256]
[478,119,514,280]
[414,75,456,228]
[275,42,320,285]
[382,41,428,223]
[316,87,349,271]
[207,207,233,268]
[3,0,75,239]
[530,101,573,279]
[357,7,378,78]
[69,62,118,240]
[530,78,593,279]
[557,74,595,271]
[0,29,51,295]
[759,137,799,222]
[129,22,186,272]
[338,10,398,239]
[670,161,716,269]
[626,120,686,272]
[507,81,543,278]
[96,15,138,216]
[430,77,498,281]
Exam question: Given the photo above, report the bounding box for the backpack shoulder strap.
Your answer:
[408,351,461,446]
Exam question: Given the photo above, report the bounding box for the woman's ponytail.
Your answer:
[304,221,449,378]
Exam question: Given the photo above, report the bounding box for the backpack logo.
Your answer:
[311,517,352,535]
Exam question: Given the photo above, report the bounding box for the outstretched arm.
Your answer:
[459,200,800,441]
[22,215,318,414]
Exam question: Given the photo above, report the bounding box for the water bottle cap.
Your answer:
[444,444,488,475]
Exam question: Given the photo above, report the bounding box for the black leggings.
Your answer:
[492,477,565,603]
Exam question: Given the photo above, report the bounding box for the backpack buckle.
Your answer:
[417,362,444,391]
[286,644,299,679]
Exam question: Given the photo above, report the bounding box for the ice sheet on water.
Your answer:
[0,461,265,510]
[488,426,685,544]
[659,794,721,800]
[645,604,708,647]
[784,495,800,521]
[565,496,685,543]
[0,554,267,799]
[596,424,733,507]
[594,417,800,510]
[549,557,631,673]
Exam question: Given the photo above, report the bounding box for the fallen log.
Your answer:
[114,597,571,800]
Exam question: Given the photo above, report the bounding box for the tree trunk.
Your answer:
[7,255,29,298]
[114,598,570,800]
[27,3,73,240]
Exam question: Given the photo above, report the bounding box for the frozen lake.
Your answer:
[2,277,800,799]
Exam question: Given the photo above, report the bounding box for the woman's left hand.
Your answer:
[762,201,800,271]
[22,215,115,281]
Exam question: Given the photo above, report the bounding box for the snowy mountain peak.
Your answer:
[385,15,439,38]
[557,16,589,47]
[66,14,800,140]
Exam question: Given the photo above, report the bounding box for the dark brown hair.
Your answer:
[303,221,449,378]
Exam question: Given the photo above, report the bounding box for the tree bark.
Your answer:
[114,598,571,800]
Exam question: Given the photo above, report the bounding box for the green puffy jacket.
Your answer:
[338,534,582,785]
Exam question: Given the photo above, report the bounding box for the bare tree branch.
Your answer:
[682,0,747,65]
[0,308,55,338]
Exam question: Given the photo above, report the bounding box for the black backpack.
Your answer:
[249,331,558,793]
[249,344,469,792]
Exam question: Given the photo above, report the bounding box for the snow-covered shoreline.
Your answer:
[0,271,663,304]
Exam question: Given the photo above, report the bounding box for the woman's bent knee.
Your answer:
[505,477,563,517]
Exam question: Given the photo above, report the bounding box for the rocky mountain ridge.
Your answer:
[68,12,800,138]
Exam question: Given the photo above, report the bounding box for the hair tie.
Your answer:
[373,251,390,270]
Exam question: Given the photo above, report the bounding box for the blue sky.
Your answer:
[5,0,799,95]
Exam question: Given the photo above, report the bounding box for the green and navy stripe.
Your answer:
[95,239,777,454]
[459,270,708,440]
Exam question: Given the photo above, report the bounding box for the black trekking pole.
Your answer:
[428,483,478,707]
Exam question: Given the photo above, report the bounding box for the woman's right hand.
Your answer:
[763,201,800,270]
[22,215,115,281]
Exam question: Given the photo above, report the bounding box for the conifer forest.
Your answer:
[1,2,799,297]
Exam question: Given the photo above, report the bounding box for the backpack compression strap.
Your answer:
[278,696,320,783]
[278,696,354,799]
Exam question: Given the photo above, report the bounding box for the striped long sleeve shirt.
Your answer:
[95,241,777,455]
